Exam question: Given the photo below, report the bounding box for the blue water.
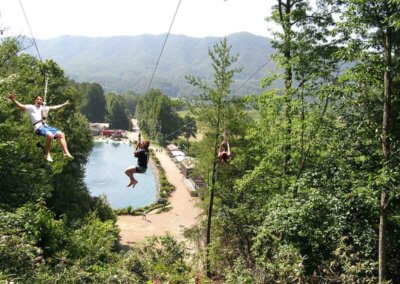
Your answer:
[84,141,157,209]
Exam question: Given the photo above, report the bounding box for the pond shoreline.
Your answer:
[85,137,158,210]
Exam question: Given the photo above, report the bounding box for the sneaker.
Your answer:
[64,154,74,160]
[45,155,53,162]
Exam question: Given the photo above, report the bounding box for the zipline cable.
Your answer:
[163,119,195,141]
[146,0,182,94]
[18,0,49,102]
[232,57,272,94]
[18,0,42,61]
[161,57,272,141]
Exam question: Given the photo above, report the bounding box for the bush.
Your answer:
[225,258,255,284]
[157,198,168,205]
[67,212,119,266]
[91,195,116,222]
[125,235,191,283]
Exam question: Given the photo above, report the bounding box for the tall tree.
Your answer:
[135,89,182,143]
[186,38,242,277]
[123,91,140,117]
[108,96,130,130]
[181,115,197,142]
[269,0,335,177]
[326,1,400,281]
[82,83,106,122]
[0,38,94,218]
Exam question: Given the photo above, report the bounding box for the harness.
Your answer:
[33,119,45,127]
[32,106,49,128]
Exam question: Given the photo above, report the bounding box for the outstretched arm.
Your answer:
[8,93,27,111]
[47,100,70,110]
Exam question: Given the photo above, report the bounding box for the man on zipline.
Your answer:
[218,136,231,163]
[8,93,73,162]
[125,132,150,188]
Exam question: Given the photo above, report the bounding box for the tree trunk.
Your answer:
[206,109,222,278]
[205,175,215,277]
[278,0,293,175]
[379,26,392,283]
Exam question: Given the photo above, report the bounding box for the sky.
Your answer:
[0,0,275,39]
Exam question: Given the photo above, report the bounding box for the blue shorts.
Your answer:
[35,125,60,137]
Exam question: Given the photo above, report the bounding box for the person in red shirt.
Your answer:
[218,137,231,163]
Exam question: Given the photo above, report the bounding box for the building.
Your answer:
[100,129,114,137]
[89,123,109,136]
[183,175,206,197]
[166,144,179,157]
[178,157,195,177]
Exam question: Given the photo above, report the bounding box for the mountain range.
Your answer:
[27,32,276,96]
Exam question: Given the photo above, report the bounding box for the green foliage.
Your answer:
[19,200,67,259]
[67,212,119,265]
[127,235,191,283]
[0,39,94,216]
[0,208,44,278]
[107,94,131,130]
[224,258,255,283]
[136,89,183,143]
[80,82,106,122]
[177,2,400,283]
[174,138,191,151]
[181,115,197,142]
[123,91,141,116]
[91,195,117,222]
[3,1,400,282]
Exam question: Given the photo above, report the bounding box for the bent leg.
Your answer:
[55,132,73,159]
[125,166,138,187]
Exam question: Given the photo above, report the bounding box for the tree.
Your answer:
[186,38,242,277]
[0,37,97,221]
[81,83,106,122]
[108,96,130,130]
[181,115,197,142]
[135,89,183,143]
[325,1,400,281]
[123,91,140,117]
[269,0,336,178]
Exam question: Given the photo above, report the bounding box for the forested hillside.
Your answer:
[2,0,400,283]
[25,32,274,96]
[0,38,195,283]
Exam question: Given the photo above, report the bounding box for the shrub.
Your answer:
[66,212,119,266]
[91,195,116,222]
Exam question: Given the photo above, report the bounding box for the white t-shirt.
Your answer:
[25,104,50,130]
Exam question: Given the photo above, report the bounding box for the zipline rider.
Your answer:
[125,132,150,188]
[8,93,73,162]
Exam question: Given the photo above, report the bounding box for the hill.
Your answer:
[28,32,275,96]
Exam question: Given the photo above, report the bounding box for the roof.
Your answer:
[181,157,196,168]
[171,150,185,157]
[167,144,179,151]
[174,156,186,163]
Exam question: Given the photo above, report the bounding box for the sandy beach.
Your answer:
[116,121,201,245]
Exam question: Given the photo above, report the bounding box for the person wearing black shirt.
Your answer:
[125,133,150,188]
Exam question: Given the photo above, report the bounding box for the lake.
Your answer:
[84,141,158,209]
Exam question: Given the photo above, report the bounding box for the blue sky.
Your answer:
[1,0,275,39]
